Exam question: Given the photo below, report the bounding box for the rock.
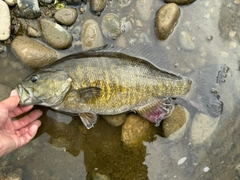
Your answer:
[121,114,156,148]
[17,0,41,19]
[101,13,122,40]
[27,26,41,37]
[4,0,17,6]
[40,19,73,49]
[164,0,195,5]
[160,106,189,141]
[0,84,11,101]
[0,0,11,40]
[54,7,78,26]
[179,31,195,50]
[41,0,53,3]
[102,113,127,126]
[136,0,153,21]
[81,19,104,51]
[11,36,58,69]
[0,166,22,180]
[190,114,220,146]
[155,3,180,40]
[90,0,107,15]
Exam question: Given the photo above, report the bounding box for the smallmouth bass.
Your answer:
[16,45,223,129]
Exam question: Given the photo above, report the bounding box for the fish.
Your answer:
[16,44,223,129]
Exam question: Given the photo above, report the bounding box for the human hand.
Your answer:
[0,90,42,157]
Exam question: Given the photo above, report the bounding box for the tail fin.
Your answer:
[185,64,228,117]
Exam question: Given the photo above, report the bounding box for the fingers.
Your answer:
[9,105,34,118]
[0,90,20,112]
[13,109,43,130]
[15,120,41,148]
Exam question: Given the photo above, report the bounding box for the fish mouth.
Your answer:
[16,85,35,105]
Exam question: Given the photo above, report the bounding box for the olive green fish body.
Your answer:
[51,53,191,115]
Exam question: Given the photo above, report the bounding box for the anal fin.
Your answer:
[79,112,98,129]
[136,98,174,126]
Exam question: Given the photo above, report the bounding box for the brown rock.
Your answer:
[160,105,187,138]
[121,114,157,148]
[11,36,58,69]
[102,113,127,126]
[54,7,78,26]
[155,3,180,40]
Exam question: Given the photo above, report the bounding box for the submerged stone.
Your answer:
[136,0,153,21]
[54,7,78,26]
[155,3,180,40]
[11,36,58,69]
[90,0,107,15]
[81,19,104,51]
[0,84,11,101]
[101,13,122,40]
[40,19,73,49]
[102,113,127,126]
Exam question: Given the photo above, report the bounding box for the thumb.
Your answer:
[0,90,20,112]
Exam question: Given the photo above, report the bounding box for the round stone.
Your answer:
[81,19,104,51]
[90,0,107,14]
[155,3,180,40]
[101,13,122,40]
[54,7,78,26]
[0,1,11,40]
[40,19,73,49]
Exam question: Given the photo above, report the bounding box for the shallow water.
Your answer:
[1,0,240,179]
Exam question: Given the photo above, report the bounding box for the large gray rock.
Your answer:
[40,19,73,49]
[54,7,78,26]
[0,0,11,40]
[16,0,41,19]
[11,36,58,69]
[81,19,104,51]
[155,3,180,40]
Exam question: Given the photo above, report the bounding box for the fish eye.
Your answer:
[30,75,38,83]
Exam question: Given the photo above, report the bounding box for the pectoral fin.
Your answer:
[79,112,98,129]
[136,98,174,126]
[75,87,101,99]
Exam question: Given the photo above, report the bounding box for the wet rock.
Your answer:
[0,84,11,101]
[0,166,22,180]
[81,19,104,51]
[102,113,127,126]
[0,1,11,40]
[136,0,153,21]
[121,114,156,148]
[101,13,122,40]
[54,7,78,26]
[155,3,180,40]
[160,106,189,141]
[17,0,41,19]
[179,31,195,50]
[164,0,195,5]
[40,19,72,49]
[4,0,17,6]
[41,0,53,3]
[90,0,107,15]
[118,0,131,7]
[190,114,220,146]
[11,36,58,69]
[27,26,41,37]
